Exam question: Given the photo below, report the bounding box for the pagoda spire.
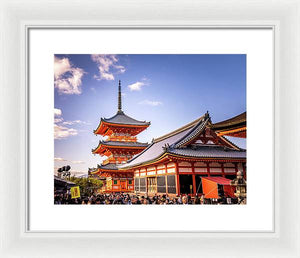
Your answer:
[118,80,122,112]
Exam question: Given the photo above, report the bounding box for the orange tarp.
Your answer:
[202,177,235,199]
[202,178,219,198]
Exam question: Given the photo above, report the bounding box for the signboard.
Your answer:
[70,186,80,199]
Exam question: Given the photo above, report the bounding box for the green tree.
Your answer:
[69,177,103,196]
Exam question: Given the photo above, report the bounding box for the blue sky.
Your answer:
[54,54,246,175]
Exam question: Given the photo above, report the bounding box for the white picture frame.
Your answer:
[0,0,299,257]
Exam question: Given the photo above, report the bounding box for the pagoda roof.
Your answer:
[92,140,149,154]
[101,110,150,126]
[119,112,246,168]
[93,80,151,135]
[90,163,118,174]
[97,163,118,170]
[91,163,134,175]
[97,140,148,148]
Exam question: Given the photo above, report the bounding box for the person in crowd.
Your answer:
[194,196,201,204]
[182,196,188,205]
[54,190,238,205]
[177,195,183,204]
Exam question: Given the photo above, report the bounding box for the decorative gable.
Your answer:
[185,127,239,150]
[168,112,241,150]
[188,128,219,146]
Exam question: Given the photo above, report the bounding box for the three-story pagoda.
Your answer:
[91,80,150,192]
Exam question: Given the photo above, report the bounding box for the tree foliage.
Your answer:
[69,176,103,196]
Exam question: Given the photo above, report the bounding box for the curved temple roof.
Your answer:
[119,115,206,168]
[168,146,246,159]
[97,141,148,147]
[92,140,149,153]
[211,112,246,130]
[97,163,118,170]
[210,112,246,138]
[93,81,150,135]
[102,110,150,126]
[119,112,246,169]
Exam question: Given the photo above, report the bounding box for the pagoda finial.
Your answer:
[118,80,122,112]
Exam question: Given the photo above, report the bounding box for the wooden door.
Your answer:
[120,180,127,190]
[147,177,157,193]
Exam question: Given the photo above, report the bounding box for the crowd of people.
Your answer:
[54,191,240,205]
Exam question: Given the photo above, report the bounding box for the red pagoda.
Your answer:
[90,80,150,192]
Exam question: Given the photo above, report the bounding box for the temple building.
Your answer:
[119,112,246,197]
[89,80,246,198]
[90,81,150,192]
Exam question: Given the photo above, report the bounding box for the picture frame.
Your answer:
[0,0,299,257]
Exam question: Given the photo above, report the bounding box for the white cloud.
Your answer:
[54,124,78,140]
[114,65,126,73]
[54,118,63,123]
[62,120,87,125]
[128,81,145,91]
[54,108,87,139]
[54,108,62,117]
[54,158,85,164]
[91,54,125,81]
[62,120,90,126]
[54,157,67,162]
[128,78,150,91]
[54,56,85,95]
[54,58,71,79]
[61,121,75,125]
[54,108,64,123]
[72,160,85,164]
[138,100,163,106]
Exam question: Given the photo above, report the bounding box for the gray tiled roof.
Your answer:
[172,116,208,148]
[102,110,150,126]
[119,113,246,168]
[98,141,148,147]
[54,175,76,185]
[167,146,246,159]
[119,125,195,168]
[97,163,118,170]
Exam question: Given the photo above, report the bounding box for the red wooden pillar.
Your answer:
[221,162,225,177]
[207,161,211,176]
[145,166,149,194]
[164,164,168,195]
[175,162,180,196]
[192,162,196,196]
[234,162,238,175]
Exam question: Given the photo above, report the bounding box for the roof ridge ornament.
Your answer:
[205,110,212,123]
[205,110,209,119]
[118,80,122,112]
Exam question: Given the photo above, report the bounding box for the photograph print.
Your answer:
[54,54,246,205]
